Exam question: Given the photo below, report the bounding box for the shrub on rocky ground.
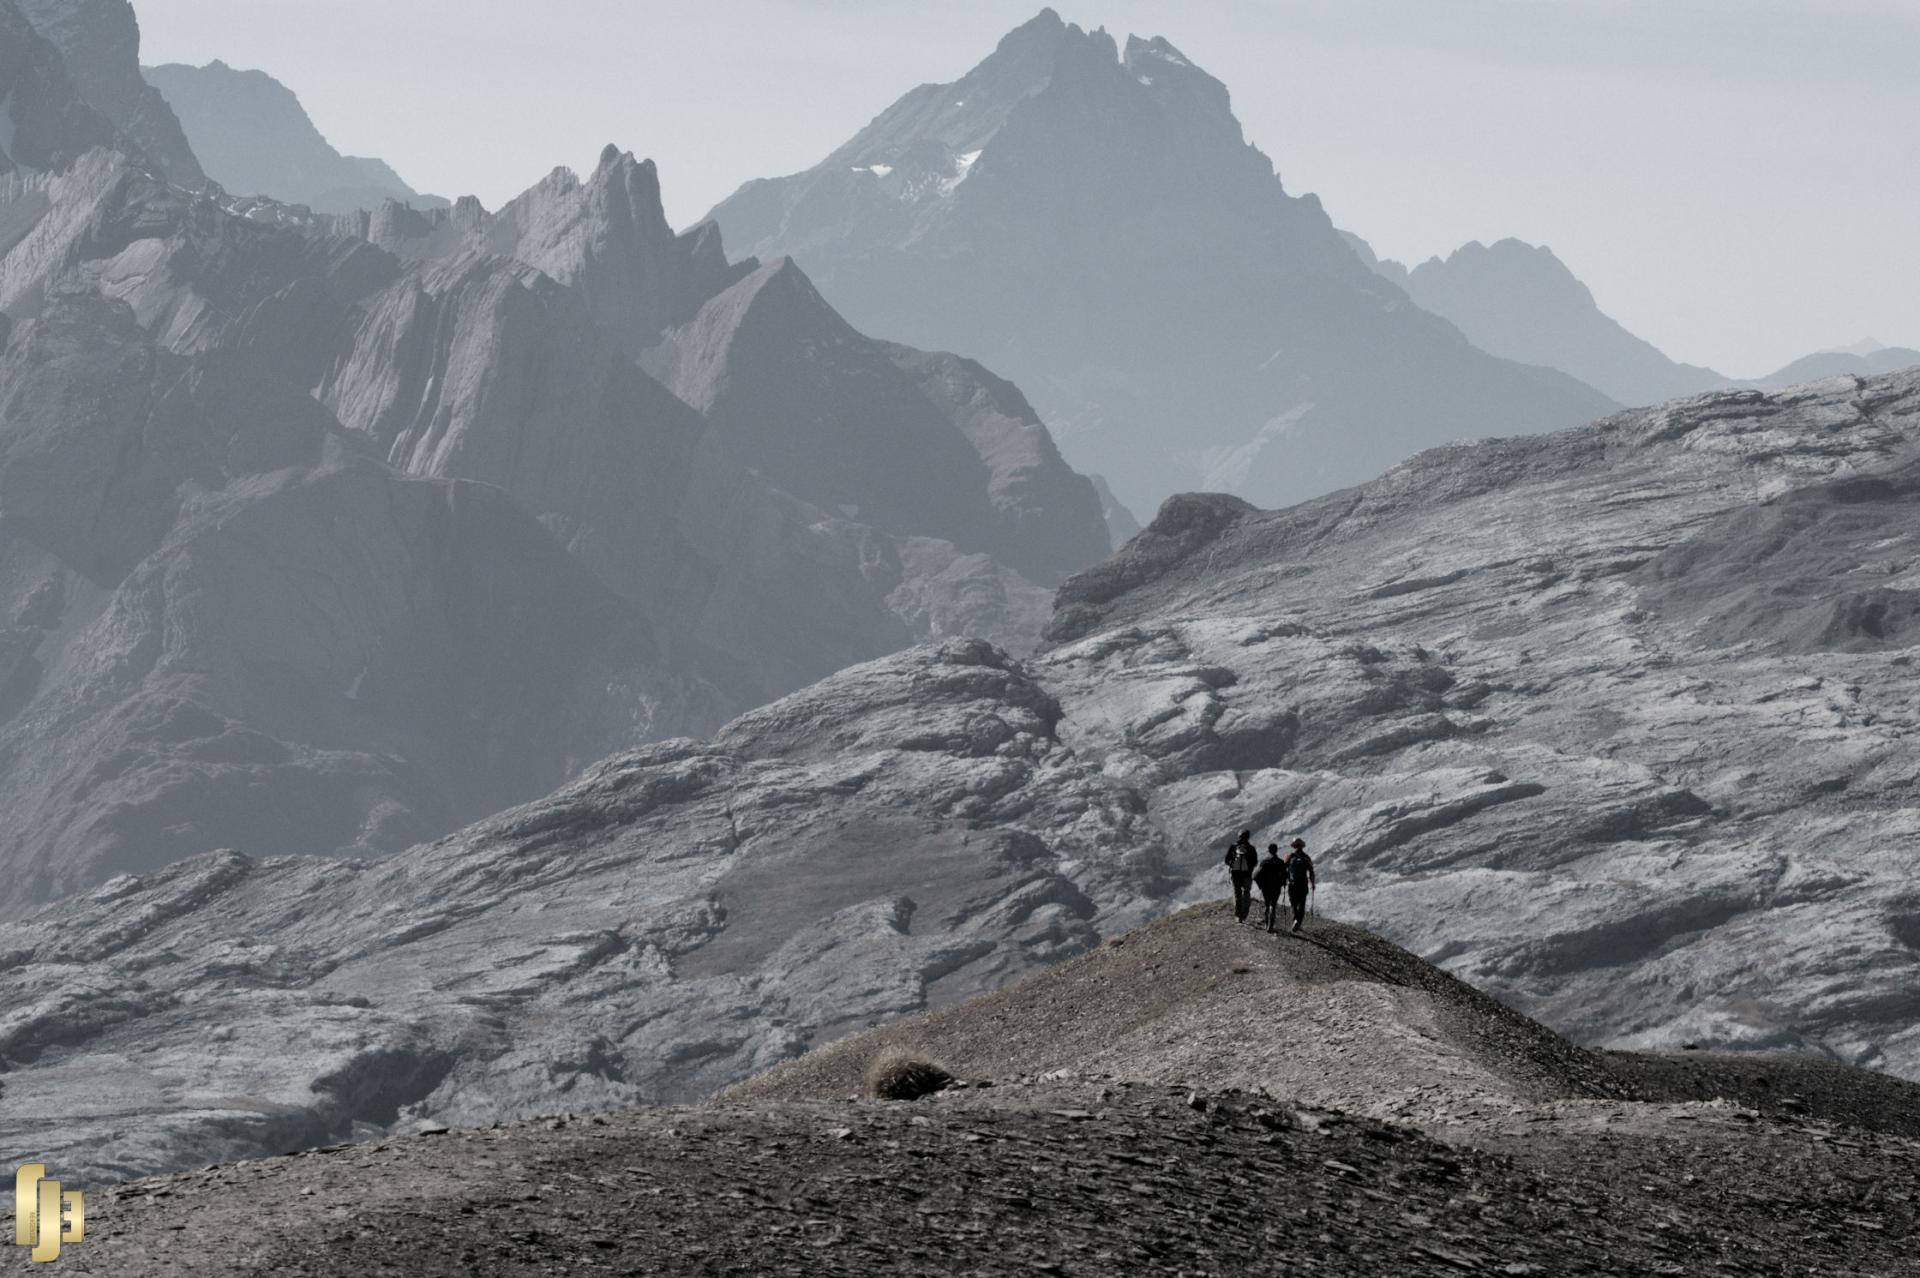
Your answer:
[863,1050,953,1100]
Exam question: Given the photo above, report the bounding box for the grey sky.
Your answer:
[137,0,1917,377]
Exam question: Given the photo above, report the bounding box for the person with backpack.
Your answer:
[1284,838,1316,933]
[1253,843,1287,932]
[1224,831,1259,923]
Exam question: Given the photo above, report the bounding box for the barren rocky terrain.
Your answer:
[15,907,1915,1276]
[7,371,1920,1187]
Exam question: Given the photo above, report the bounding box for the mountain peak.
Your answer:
[1000,7,1066,47]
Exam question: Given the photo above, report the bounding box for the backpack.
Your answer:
[1287,851,1314,889]
[1233,844,1258,874]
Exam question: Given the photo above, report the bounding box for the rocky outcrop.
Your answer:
[141,60,444,213]
[707,9,1617,515]
[0,0,116,174]
[1351,235,1733,406]
[345,146,749,359]
[13,0,202,187]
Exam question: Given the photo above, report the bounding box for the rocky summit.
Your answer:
[22,906,1920,1276]
[708,8,1616,515]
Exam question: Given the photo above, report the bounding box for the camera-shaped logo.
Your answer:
[14,1165,84,1263]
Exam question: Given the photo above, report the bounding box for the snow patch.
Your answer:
[1145,44,1191,67]
[850,163,895,178]
[1137,75,1153,86]
[939,150,983,195]
[0,90,18,166]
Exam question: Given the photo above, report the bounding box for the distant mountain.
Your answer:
[708,9,1616,515]
[143,59,444,213]
[14,0,203,186]
[1823,337,1893,358]
[1753,345,1920,390]
[1345,233,1732,406]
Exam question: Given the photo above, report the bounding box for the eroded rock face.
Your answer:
[0,640,1170,1180]
[707,10,1617,516]
[0,291,712,909]
[12,0,203,188]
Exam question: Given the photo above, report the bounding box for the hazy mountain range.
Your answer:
[708,9,1619,516]
[1346,231,1919,404]
[143,59,446,214]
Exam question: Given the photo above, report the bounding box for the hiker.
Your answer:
[1284,838,1316,933]
[1253,843,1287,932]
[1224,831,1259,923]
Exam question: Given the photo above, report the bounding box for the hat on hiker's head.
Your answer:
[1291,838,1306,849]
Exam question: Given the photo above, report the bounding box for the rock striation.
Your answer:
[707,8,1617,516]
[141,60,444,214]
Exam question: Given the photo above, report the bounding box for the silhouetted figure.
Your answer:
[1253,843,1287,932]
[1225,831,1258,923]
[1285,838,1316,932]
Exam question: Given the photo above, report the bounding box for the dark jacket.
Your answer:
[1253,854,1286,897]
[1285,851,1316,893]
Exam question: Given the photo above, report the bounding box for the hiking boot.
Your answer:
[1290,920,1302,933]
